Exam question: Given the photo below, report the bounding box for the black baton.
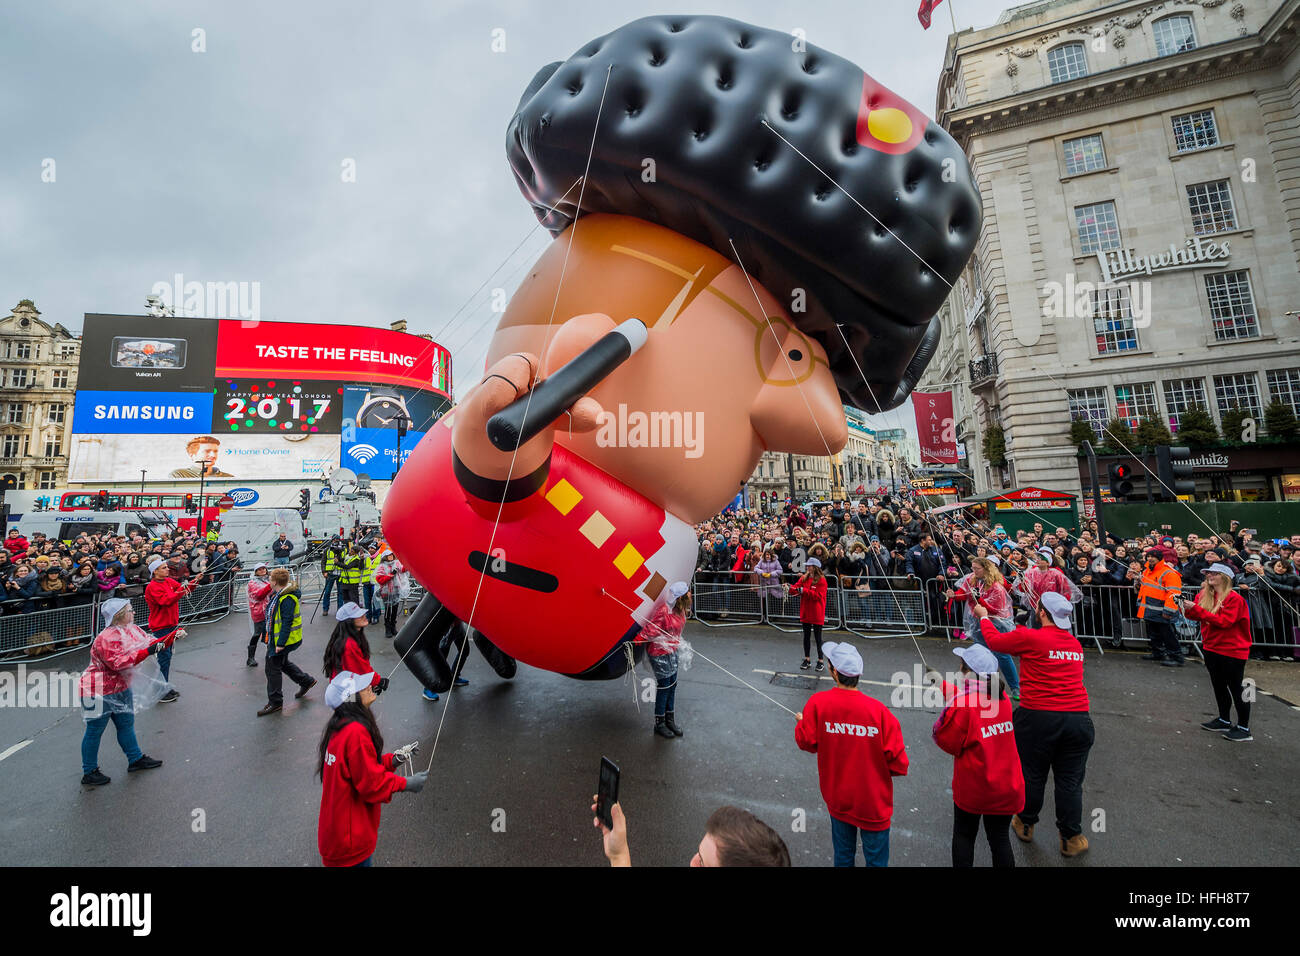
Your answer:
[487,318,648,452]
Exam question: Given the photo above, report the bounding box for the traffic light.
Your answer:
[184,493,196,513]
[97,490,113,511]
[1156,445,1196,501]
[1107,462,1135,500]
[299,488,311,519]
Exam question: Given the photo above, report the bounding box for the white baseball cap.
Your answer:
[1036,548,1055,563]
[667,580,690,600]
[335,602,367,622]
[147,558,166,574]
[1040,591,1074,629]
[953,643,999,675]
[100,597,132,626]
[1204,562,1235,580]
[821,641,863,677]
[324,670,376,708]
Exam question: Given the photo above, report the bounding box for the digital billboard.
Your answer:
[71,315,452,484]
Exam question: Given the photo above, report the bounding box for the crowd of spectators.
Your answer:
[0,525,243,617]
[693,499,1299,661]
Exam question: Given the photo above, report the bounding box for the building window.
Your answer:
[1205,271,1258,341]
[5,342,32,360]
[58,345,77,359]
[1267,368,1300,417]
[1063,133,1106,175]
[5,368,30,388]
[1214,373,1262,421]
[1115,383,1159,429]
[1068,387,1109,431]
[1091,285,1140,353]
[1047,42,1089,83]
[1153,15,1197,56]
[1162,378,1207,433]
[43,437,61,458]
[1074,201,1121,254]
[50,369,69,389]
[1,435,18,458]
[1187,180,1237,235]
[46,403,65,425]
[1171,109,1219,152]
[5,403,27,424]
[37,471,56,490]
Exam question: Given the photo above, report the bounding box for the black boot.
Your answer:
[665,712,684,737]
[653,716,675,739]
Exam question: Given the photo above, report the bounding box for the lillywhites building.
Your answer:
[928,0,1300,500]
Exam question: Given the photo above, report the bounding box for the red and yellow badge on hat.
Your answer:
[855,74,928,155]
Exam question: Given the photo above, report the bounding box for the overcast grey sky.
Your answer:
[1,0,1014,438]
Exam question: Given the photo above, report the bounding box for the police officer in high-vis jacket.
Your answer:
[258,567,317,716]
[338,543,364,607]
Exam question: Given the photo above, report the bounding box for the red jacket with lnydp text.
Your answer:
[795,687,908,831]
[318,720,408,867]
[932,678,1025,815]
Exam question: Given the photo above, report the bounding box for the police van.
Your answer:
[8,510,177,544]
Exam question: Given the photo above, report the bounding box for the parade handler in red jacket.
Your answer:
[975,591,1093,858]
[317,671,427,867]
[144,557,198,704]
[795,641,909,867]
[1180,562,1254,741]
[931,643,1025,867]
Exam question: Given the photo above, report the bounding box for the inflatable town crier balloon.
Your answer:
[383,15,982,691]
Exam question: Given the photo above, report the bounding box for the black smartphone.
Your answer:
[596,756,620,830]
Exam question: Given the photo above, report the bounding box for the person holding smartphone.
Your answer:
[591,800,789,867]
[1180,563,1253,741]
[317,671,426,867]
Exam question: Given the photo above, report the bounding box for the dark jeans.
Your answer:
[248,619,266,657]
[340,584,360,606]
[1013,708,1095,839]
[81,692,142,774]
[829,816,889,867]
[1204,650,1250,728]
[320,574,338,611]
[363,583,378,623]
[650,651,678,717]
[384,602,400,635]
[802,622,823,659]
[265,642,313,705]
[952,805,1014,867]
[1146,619,1183,661]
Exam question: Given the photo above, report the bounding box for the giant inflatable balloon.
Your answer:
[383,15,981,691]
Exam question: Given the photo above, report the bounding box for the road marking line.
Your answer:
[0,739,33,762]
[752,669,928,692]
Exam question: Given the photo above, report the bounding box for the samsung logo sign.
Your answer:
[93,404,195,421]
[226,488,259,506]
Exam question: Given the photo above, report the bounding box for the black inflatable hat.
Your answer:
[506,15,982,412]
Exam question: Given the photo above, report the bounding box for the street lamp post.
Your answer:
[196,460,210,535]
[140,470,146,494]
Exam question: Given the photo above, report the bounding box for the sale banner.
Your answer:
[913,390,958,465]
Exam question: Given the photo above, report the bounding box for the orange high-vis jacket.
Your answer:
[1137,561,1182,620]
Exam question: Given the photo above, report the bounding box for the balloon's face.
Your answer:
[484,214,847,522]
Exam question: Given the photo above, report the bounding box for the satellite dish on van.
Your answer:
[330,467,358,494]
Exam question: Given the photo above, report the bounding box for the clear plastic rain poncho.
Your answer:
[952,572,1014,639]
[1013,564,1083,613]
[639,602,694,671]
[79,623,171,719]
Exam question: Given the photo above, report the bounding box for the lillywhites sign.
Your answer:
[1186,452,1229,470]
[1097,236,1230,285]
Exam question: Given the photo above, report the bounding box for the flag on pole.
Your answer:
[918,0,946,29]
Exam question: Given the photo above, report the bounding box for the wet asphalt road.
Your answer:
[1,606,1296,867]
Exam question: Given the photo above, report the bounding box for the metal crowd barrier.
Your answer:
[2,577,238,663]
[691,570,765,627]
[839,577,927,637]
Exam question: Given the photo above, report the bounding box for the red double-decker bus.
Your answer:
[52,491,225,533]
